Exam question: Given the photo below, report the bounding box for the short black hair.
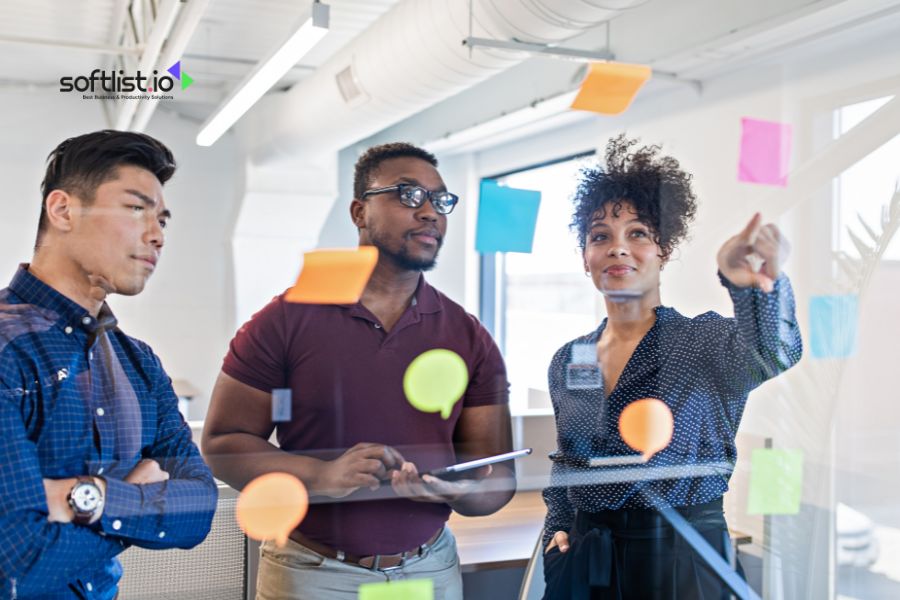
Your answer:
[353,142,438,201]
[37,129,176,244]
[571,134,697,262]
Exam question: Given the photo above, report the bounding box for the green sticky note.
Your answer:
[358,579,434,600]
[403,349,468,419]
[747,448,803,515]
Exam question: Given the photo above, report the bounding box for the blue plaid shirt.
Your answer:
[0,265,217,599]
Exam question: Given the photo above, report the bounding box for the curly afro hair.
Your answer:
[571,134,697,262]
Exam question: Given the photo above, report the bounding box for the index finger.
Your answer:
[738,212,762,244]
[381,445,405,467]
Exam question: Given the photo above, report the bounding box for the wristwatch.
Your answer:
[67,476,104,525]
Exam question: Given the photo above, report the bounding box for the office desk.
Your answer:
[449,491,546,573]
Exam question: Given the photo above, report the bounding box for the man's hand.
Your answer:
[390,461,492,505]
[125,459,170,484]
[717,212,790,293]
[43,478,76,523]
[43,477,108,524]
[314,443,404,498]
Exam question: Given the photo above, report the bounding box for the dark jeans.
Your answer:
[543,499,746,600]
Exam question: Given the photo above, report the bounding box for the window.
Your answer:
[480,153,600,414]
[833,95,900,260]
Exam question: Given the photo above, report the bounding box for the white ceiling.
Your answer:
[0,0,401,121]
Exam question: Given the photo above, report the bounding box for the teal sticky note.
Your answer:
[358,578,433,600]
[747,448,803,515]
[809,295,858,359]
[475,180,541,253]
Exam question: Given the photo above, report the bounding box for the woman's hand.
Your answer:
[717,213,790,292]
[545,531,570,554]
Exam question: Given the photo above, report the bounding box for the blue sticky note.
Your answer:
[809,295,858,359]
[475,180,541,253]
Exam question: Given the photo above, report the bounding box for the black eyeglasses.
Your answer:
[361,184,459,215]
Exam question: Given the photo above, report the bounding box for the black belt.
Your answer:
[575,497,726,538]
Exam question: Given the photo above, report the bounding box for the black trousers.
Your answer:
[543,499,747,600]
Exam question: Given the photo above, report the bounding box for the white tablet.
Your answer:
[423,448,533,479]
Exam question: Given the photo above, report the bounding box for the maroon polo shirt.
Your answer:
[222,275,508,555]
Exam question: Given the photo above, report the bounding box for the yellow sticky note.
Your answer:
[570,62,652,115]
[359,579,434,600]
[285,247,378,304]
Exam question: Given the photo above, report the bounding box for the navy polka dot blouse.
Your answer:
[541,272,803,544]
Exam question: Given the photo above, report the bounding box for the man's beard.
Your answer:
[369,225,442,272]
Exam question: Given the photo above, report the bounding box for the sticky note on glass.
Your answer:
[737,117,793,187]
[809,294,859,359]
[747,448,803,515]
[475,180,541,254]
[285,247,378,304]
[358,579,433,600]
[570,62,652,115]
[271,388,292,422]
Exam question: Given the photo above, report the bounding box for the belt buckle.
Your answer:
[371,554,405,572]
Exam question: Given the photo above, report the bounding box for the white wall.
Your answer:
[0,91,242,420]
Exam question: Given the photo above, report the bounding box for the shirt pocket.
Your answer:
[26,373,94,471]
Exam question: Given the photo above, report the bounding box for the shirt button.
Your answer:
[86,582,93,592]
[158,531,166,539]
[97,467,104,475]
[112,519,122,531]
[64,326,73,334]
[89,351,94,360]
[96,407,105,416]
[82,316,92,325]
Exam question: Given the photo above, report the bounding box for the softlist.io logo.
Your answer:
[60,60,194,100]
[166,60,194,90]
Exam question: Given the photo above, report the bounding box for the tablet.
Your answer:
[423,448,533,479]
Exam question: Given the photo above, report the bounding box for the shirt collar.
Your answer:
[9,264,119,335]
[341,273,443,318]
[589,304,679,342]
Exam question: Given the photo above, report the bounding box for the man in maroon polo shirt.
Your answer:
[202,142,514,599]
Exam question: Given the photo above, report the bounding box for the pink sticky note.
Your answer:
[737,118,793,187]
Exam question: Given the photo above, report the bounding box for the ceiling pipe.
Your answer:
[114,0,181,130]
[243,0,647,162]
[132,0,211,132]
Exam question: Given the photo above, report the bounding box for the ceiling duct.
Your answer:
[244,0,647,162]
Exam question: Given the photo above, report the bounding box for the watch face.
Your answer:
[72,483,101,512]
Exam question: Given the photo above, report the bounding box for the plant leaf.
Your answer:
[847,228,875,261]
[856,213,880,245]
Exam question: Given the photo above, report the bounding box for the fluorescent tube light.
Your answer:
[196,1,329,147]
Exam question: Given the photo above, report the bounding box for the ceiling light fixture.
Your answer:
[196,1,329,147]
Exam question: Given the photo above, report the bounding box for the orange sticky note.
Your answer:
[285,247,378,304]
[618,398,673,461]
[236,472,309,547]
[570,62,652,115]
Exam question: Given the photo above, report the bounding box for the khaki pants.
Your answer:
[256,527,463,600]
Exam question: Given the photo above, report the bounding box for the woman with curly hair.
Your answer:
[540,135,803,599]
